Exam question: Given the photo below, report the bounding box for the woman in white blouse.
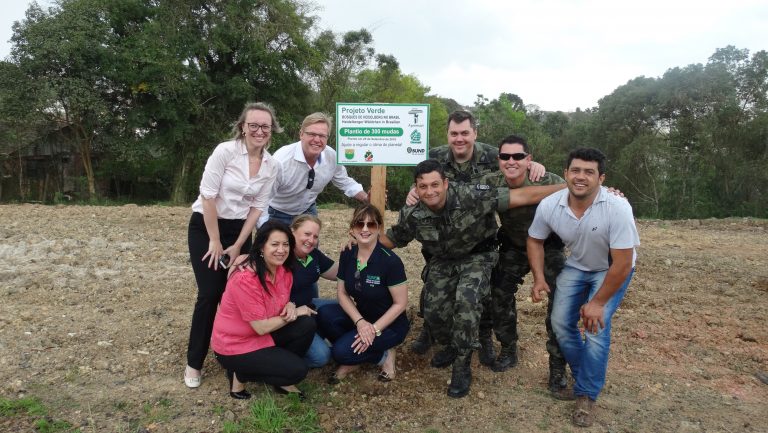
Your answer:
[184,102,281,388]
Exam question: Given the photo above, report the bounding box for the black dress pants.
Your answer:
[186,212,251,370]
[215,316,316,386]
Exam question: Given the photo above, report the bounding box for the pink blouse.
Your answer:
[211,265,293,355]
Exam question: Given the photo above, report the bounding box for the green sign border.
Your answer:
[335,102,430,166]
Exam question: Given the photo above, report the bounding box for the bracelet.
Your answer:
[354,317,365,326]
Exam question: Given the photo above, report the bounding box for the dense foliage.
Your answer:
[0,1,765,218]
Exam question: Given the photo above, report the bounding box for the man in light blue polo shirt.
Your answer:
[527,148,639,428]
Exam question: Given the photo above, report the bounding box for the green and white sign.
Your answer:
[335,103,430,166]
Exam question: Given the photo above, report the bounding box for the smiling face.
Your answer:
[292,220,320,259]
[351,215,380,247]
[261,230,291,273]
[564,158,605,202]
[447,119,477,163]
[415,170,449,212]
[300,121,330,164]
[240,109,273,152]
[498,142,532,187]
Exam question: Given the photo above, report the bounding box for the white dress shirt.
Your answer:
[266,141,364,215]
[191,139,278,220]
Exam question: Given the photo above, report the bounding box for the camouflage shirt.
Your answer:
[483,171,566,250]
[387,183,510,260]
[429,142,498,184]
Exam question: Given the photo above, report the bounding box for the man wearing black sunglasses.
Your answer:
[260,112,369,227]
[481,135,569,398]
[407,110,546,368]
[380,159,564,398]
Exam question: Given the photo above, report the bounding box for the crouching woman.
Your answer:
[212,220,315,399]
[318,204,409,383]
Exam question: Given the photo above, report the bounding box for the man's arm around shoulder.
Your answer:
[507,183,565,208]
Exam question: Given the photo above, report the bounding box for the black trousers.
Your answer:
[215,316,316,386]
[186,212,252,370]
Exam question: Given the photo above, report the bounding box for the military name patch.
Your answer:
[474,184,491,191]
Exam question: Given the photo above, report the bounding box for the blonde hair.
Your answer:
[300,112,333,133]
[231,102,284,139]
[290,214,323,232]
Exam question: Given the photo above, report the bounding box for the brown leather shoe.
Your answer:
[572,396,595,427]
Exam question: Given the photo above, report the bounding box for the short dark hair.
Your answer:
[498,134,530,154]
[447,110,477,130]
[349,204,384,230]
[247,220,296,292]
[566,148,607,175]
[413,159,446,183]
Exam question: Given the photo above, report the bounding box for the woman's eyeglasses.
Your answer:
[498,152,528,161]
[246,123,272,133]
[353,220,379,231]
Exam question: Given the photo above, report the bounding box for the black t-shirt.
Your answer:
[290,248,334,307]
[337,243,409,329]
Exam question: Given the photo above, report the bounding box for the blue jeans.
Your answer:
[317,304,409,366]
[303,298,338,368]
[551,265,634,401]
[267,204,318,226]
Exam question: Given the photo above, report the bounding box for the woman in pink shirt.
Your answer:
[211,220,316,399]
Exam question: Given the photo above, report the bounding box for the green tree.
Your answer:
[10,0,121,199]
[112,0,320,203]
[312,29,375,114]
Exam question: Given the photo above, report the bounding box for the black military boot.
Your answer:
[548,363,573,400]
[491,344,518,372]
[409,325,432,355]
[477,328,496,366]
[431,346,457,368]
[447,355,472,398]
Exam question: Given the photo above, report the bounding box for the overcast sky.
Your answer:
[2,0,766,112]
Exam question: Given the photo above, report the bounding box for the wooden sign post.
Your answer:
[370,166,387,216]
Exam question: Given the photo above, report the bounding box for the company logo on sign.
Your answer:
[344,148,355,160]
[410,130,422,144]
[407,147,425,154]
[408,108,423,124]
[364,150,373,161]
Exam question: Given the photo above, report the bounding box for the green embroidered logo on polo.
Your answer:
[365,275,381,286]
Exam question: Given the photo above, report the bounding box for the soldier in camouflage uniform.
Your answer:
[409,110,544,368]
[380,159,563,398]
[481,135,569,396]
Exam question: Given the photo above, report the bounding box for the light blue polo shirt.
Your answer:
[529,187,639,271]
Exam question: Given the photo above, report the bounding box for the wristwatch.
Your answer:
[373,325,382,337]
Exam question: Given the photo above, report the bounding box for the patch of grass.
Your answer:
[0,397,80,432]
[34,417,80,433]
[0,396,46,417]
[536,414,551,430]
[222,393,321,433]
[212,404,227,416]
[112,400,129,411]
[141,397,174,423]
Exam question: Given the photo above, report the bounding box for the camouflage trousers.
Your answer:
[423,251,498,357]
[491,247,566,367]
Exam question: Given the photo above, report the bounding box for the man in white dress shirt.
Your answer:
[260,112,368,227]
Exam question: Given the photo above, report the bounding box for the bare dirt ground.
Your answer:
[0,204,766,433]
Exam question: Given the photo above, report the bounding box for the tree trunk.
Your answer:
[171,149,194,205]
[79,134,96,199]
